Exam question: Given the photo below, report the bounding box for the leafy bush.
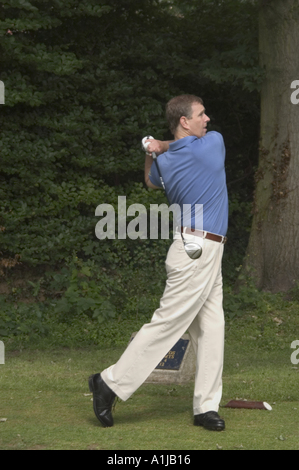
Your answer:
[0,295,49,340]
[0,0,259,272]
[223,276,286,319]
[0,0,264,349]
[0,252,167,348]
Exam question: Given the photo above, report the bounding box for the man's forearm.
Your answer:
[145,139,173,156]
[144,153,153,181]
[154,140,173,154]
[144,139,173,189]
[159,140,173,153]
[144,154,160,189]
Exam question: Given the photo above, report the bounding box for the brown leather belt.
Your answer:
[181,227,227,244]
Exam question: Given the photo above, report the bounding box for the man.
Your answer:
[89,94,228,432]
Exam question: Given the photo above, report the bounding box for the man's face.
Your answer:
[185,103,210,138]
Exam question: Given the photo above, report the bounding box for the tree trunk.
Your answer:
[244,0,299,292]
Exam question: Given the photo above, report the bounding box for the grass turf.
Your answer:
[0,310,298,450]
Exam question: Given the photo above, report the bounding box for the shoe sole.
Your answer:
[88,375,113,428]
[196,423,225,432]
[206,425,225,432]
[194,419,225,432]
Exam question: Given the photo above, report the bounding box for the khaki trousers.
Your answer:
[101,235,225,415]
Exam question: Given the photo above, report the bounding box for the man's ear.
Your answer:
[180,115,189,130]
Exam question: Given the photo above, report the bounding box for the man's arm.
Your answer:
[144,139,173,189]
[144,154,160,189]
[145,139,173,156]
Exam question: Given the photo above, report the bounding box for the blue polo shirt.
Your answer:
[149,131,228,237]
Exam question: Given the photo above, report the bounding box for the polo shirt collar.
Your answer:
[169,136,198,151]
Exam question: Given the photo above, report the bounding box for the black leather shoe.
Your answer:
[88,373,116,427]
[194,411,225,431]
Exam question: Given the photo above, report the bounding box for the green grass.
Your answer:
[0,307,299,450]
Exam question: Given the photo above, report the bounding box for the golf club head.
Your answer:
[184,242,203,260]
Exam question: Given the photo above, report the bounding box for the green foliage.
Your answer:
[0,0,180,267]
[0,245,168,343]
[223,275,289,320]
[50,266,118,325]
[47,252,166,321]
[0,0,259,270]
[0,0,263,346]
[0,254,290,346]
[0,294,49,340]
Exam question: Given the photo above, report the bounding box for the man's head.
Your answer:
[166,94,210,139]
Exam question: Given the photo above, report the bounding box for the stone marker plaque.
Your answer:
[129,333,195,384]
[155,337,189,370]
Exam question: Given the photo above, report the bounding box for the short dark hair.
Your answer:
[166,94,204,135]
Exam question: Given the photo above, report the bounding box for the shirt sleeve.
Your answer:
[211,131,225,148]
[148,160,163,188]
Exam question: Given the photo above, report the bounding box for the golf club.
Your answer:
[142,136,203,260]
